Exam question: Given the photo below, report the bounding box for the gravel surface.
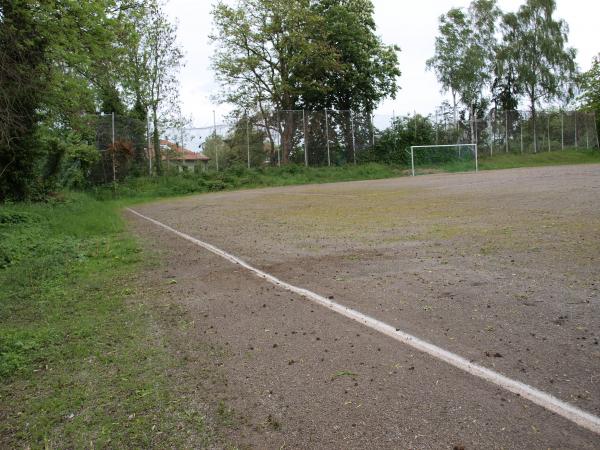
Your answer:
[129,164,600,449]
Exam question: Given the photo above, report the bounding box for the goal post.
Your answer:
[410,144,478,176]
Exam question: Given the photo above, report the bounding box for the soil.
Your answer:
[127,164,600,449]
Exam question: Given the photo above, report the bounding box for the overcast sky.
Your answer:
[165,0,600,127]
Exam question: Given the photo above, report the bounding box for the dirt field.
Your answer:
[128,164,600,449]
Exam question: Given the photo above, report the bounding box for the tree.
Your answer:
[0,0,48,200]
[125,0,183,175]
[210,0,400,164]
[501,0,576,151]
[578,54,600,143]
[427,1,500,142]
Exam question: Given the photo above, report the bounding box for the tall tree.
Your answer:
[210,0,400,164]
[501,0,576,151]
[211,0,340,163]
[427,0,500,141]
[578,54,600,143]
[125,0,183,175]
[0,0,48,200]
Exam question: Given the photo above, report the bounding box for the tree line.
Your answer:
[0,0,183,201]
[426,0,599,149]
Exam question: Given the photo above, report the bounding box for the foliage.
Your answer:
[210,0,400,163]
[427,1,500,122]
[125,0,183,175]
[501,0,576,123]
[0,0,183,199]
[368,115,436,164]
[578,54,600,140]
[0,0,49,201]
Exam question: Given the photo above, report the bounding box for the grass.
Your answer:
[0,193,211,448]
[416,148,600,174]
[91,163,406,201]
[91,149,600,202]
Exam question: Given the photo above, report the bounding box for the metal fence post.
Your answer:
[351,111,357,165]
[303,109,308,167]
[147,113,152,176]
[520,119,524,154]
[246,112,251,169]
[325,109,331,166]
[547,115,551,152]
[575,112,578,148]
[278,111,282,167]
[111,112,116,184]
[213,110,219,171]
[505,110,509,153]
[561,111,564,150]
[372,114,375,151]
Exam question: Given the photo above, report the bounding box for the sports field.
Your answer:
[129,164,600,448]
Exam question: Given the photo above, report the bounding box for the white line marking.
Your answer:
[128,207,600,435]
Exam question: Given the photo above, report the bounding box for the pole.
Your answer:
[277,111,281,167]
[520,119,524,154]
[435,111,439,145]
[561,111,564,150]
[111,112,116,185]
[213,110,219,171]
[411,147,415,177]
[547,115,551,152]
[351,112,357,165]
[303,110,308,167]
[372,114,376,150]
[325,109,331,166]
[505,110,509,153]
[475,144,479,173]
[575,112,578,148]
[490,115,494,157]
[246,112,251,169]
[147,112,152,176]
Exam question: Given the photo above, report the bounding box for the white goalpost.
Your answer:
[410,144,478,176]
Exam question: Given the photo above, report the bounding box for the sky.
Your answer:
[165,0,600,128]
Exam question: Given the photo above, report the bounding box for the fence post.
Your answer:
[490,115,494,157]
[246,112,251,169]
[111,112,116,185]
[213,110,219,171]
[325,109,331,166]
[561,111,564,150]
[505,110,509,153]
[520,118,524,154]
[351,111,357,165]
[276,111,281,167]
[303,110,308,167]
[147,113,152,176]
[574,112,578,148]
[547,114,551,152]
[372,114,375,151]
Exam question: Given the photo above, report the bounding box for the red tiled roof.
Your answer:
[158,140,210,162]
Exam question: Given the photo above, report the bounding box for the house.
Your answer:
[158,140,210,172]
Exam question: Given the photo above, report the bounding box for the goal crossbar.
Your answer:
[410,144,478,176]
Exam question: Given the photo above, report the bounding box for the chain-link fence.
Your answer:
[177,110,380,171]
[86,113,150,184]
[429,110,599,156]
[84,109,598,182]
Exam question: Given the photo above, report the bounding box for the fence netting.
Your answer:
[83,109,598,183]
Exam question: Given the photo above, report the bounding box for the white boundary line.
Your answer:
[128,208,600,436]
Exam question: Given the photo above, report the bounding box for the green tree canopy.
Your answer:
[501,0,576,150]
